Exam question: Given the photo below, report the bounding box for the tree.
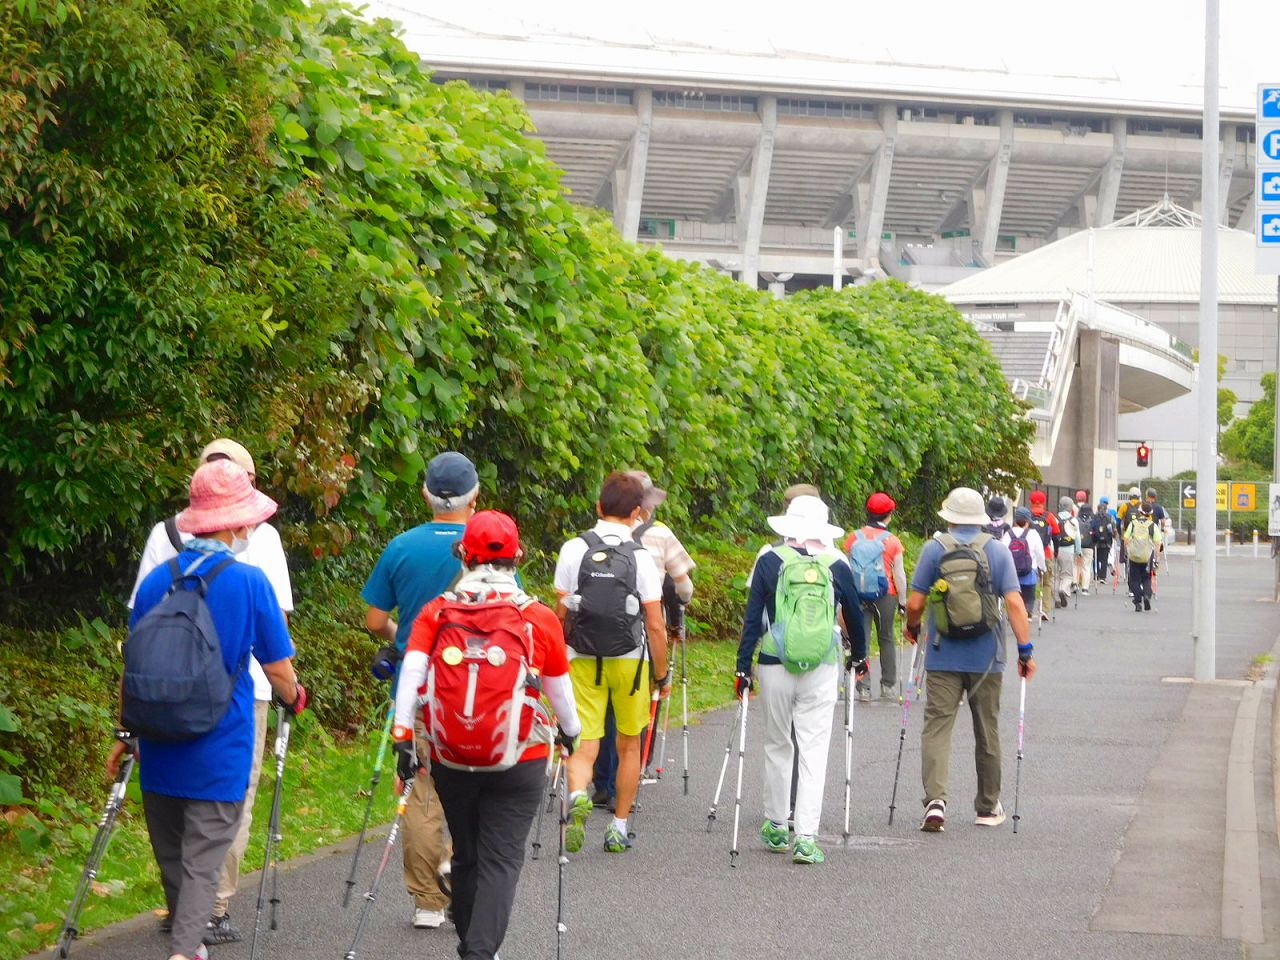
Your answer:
[1221,373,1275,470]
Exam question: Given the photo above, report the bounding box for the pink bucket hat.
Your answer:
[176,459,278,534]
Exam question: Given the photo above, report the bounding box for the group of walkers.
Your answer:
[78,436,1196,960]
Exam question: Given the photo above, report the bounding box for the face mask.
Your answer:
[231,530,251,555]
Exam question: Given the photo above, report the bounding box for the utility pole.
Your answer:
[1194,0,1219,682]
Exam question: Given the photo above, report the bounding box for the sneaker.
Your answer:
[1081,588,1090,595]
[759,819,790,852]
[159,914,173,934]
[792,836,825,865]
[975,801,1007,827]
[1143,598,1152,611]
[880,685,897,702]
[435,859,452,898]
[1133,603,1142,613]
[1040,611,1050,623]
[641,772,659,785]
[603,823,632,853]
[413,907,446,929]
[202,913,242,945]
[565,791,592,853]
[921,799,946,832]
[590,787,611,808]
[856,687,872,703]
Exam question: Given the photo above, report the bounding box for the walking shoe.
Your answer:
[975,801,1006,827]
[590,787,612,808]
[759,819,790,852]
[413,907,446,929]
[1133,602,1142,613]
[880,684,897,701]
[1040,611,1050,623]
[603,823,632,853]
[565,791,592,853]
[435,859,452,898]
[921,799,946,832]
[791,836,825,865]
[1143,598,1152,611]
[856,686,872,703]
[159,914,173,934]
[202,913,242,945]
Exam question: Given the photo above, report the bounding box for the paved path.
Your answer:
[45,554,1280,960]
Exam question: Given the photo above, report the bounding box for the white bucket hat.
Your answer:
[767,494,844,544]
[937,487,990,526]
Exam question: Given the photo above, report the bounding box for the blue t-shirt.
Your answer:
[130,550,294,802]
[361,521,465,651]
[911,527,1019,674]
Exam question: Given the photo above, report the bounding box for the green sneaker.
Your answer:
[564,792,592,853]
[792,836,825,865]
[759,819,790,853]
[603,824,632,853]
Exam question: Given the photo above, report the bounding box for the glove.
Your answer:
[1017,643,1035,678]
[554,726,579,757]
[847,657,870,680]
[394,739,419,783]
[274,682,308,716]
[370,645,402,682]
[734,671,753,697]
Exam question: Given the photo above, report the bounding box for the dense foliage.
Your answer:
[1,0,1035,594]
[1222,373,1274,472]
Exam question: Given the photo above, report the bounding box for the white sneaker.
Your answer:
[975,801,1007,827]
[413,908,446,929]
[920,798,946,832]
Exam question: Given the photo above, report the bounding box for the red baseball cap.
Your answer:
[1029,490,1047,505]
[866,492,896,514]
[1075,489,1088,502]
[461,510,521,564]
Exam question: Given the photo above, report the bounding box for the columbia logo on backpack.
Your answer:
[121,555,248,742]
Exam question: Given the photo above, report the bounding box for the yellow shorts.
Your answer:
[569,657,652,739]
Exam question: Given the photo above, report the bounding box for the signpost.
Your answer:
[1269,483,1280,538]
[1261,85,1280,274]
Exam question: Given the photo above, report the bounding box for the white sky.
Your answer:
[370,0,1268,110]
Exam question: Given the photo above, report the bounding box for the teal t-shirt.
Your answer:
[361,521,466,650]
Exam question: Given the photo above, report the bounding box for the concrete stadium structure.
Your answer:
[371,7,1258,292]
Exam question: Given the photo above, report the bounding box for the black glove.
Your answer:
[847,656,870,679]
[370,645,402,681]
[394,739,419,783]
[554,726,578,757]
[273,682,308,716]
[734,671,753,697]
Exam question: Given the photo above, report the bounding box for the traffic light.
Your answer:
[1136,444,1150,467]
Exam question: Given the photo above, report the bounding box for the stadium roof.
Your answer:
[367,4,1256,118]
[942,199,1274,305]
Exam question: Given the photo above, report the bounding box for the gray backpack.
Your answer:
[929,533,1001,640]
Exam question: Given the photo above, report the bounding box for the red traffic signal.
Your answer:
[1136,444,1150,467]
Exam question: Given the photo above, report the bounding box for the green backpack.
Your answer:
[769,546,838,673]
[928,533,1001,640]
[1127,519,1156,564]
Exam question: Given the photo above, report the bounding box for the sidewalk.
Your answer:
[35,554,1280,960]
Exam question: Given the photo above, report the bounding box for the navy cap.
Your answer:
[986,496,1007,519]
[425,451,478,499]
[1013,506,1033,523]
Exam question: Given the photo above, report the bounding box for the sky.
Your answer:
[366,0,1269,110]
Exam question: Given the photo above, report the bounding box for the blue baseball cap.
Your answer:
[1099,496,1110,504]
[425,451,478,499]
[1013,506,1033,523]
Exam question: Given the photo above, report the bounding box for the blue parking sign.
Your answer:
[1265,87,1280,119]
[1265,129,1280,161]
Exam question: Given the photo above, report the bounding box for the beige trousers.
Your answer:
[405,718,452,910]
[214,698,269,914]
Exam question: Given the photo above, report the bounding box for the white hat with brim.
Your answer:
[767,494,844,544]
[937,487,991,526]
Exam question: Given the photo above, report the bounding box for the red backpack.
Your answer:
[422,595,548,772]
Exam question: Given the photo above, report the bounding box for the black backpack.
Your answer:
[1077,506,1095,548]
[1028,514,1052,556]
[121,555,245,742]
[567,531,646,665]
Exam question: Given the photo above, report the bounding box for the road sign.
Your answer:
[1232,482,1256,511]
[1258,85,1280,273]
[1216,482,1229,510]
[1262,212,1280,243]
[1265,87,1280,119]
[1270,483,1280,536]
[1264,171,1280,202]
[1262,128,1280,162]
[1181,481,1197,508]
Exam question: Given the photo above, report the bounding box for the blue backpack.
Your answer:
[121,555,245,742]
[848,529,891,601]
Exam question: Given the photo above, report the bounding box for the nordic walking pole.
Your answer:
[531,757,561,861]
[342,704,394,907]
[705,709,738,831]
[344,777,414,960]
[842,662,856,843]
[1012,675,1027,834]
[555,760,569,960]
[679,613,690,796]
[729,686,751,868]
[51,735,135,960]
[628,691,662,840]
[250,707,291,959]
[888,644,920,825]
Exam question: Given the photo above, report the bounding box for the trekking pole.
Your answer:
[51,736,135,960]
[842,663,856,843]
[729,688,751,868]
[705,707,739,832]
[555,762,569,960]
[250,707,291,960]
[1012,675,1027,834]
[679,616,690,796]
[531,756,561,861]
[888,644,920,825]
[343,778,414,960]
[628,691,662,840]
[342,704,394,907]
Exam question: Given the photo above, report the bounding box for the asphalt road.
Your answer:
[47,551,1280,960]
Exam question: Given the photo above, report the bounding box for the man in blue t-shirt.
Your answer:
[362,451,477,930]
[110,460,305,960]
[902,487,1036,835]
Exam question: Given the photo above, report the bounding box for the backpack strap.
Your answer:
[164,515,184,552]
[632,521,654,544]
[581,530,604,550]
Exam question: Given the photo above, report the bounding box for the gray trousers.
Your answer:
[143,791,243,958]
[857,595,899,692]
